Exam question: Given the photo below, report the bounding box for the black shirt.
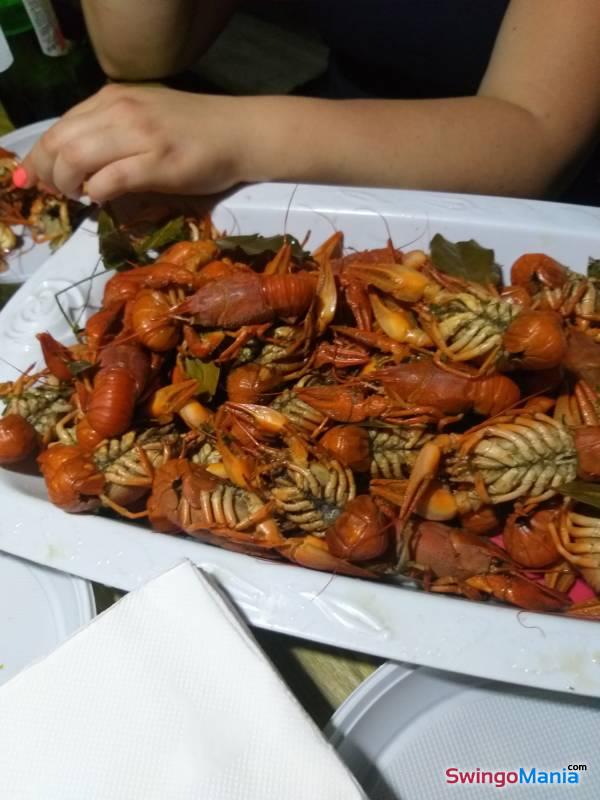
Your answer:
[299,0,600,204]
[310,0,509,99]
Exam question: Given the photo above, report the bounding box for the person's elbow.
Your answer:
[517,116,596,200]
[480,97,591,199]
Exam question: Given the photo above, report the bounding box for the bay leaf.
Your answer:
[183,358,221,398]
[67,359,93,376]
[97,209,137,271]
[560,480,600,510]
[215,233,309,262]
[587,257,600,279]
[135,216,187,256]
[0,282,19,308]
[99,211,189,270]
[430,233,500,285]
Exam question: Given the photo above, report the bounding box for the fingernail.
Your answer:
[12,166,28,188]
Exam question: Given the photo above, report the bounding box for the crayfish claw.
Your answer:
[148,379,199,419]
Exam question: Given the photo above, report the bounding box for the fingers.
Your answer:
[18,84,134,191]
[14,85,230,202]
[19,150,43,189]
[50,128,148,198]
[85,153,159,202]
[21,110,105,192]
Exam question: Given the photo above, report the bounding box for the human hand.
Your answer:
[19,84,249,202]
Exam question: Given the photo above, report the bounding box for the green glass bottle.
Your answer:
[0,0,103,128]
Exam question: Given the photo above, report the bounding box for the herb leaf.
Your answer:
[183,358,221,398]
[98,211,189,271]
[0,282,20,308]
[135,217,187,256]
[560,480,600,510]
[98,209,137,271]
[588,257,600,279]
[67,360,93,376]
[430,233,500,286]
[215,233,309,262]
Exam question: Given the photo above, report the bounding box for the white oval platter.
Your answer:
[0,182,599,697]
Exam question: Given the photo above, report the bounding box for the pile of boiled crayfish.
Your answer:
[1,224,600,620]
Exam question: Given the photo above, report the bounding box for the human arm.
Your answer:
[251,0,600,197]
[80,0,237,80]
[21,0,600,200]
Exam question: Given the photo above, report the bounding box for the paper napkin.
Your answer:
[0,561,365,799]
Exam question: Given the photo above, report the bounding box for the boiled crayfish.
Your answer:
[1,223,598,620]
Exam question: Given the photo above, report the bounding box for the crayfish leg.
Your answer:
[398,442,443,523]
[311,231,344,267]
[278,535,376,578]
[465,574,569,612]
[264,241,292,275]
[565,598,600,619]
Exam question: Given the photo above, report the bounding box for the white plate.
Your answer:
[327,662,600,799]
[0,183,599,697]
[0,551,95,685]
[0,119,59,284]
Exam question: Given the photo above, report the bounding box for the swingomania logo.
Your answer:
[446,765,587,788]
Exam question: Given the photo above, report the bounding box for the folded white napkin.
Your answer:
[0,561,365,800]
